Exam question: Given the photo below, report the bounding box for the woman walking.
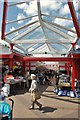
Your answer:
[29,74,42,110]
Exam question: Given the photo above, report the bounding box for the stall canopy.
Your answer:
[0,0,80,57]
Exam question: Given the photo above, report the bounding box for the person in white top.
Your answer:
[29,74,42,110]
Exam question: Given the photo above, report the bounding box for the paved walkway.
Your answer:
[6,85,79,119]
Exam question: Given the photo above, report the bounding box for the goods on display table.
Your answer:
[53,74,80,98]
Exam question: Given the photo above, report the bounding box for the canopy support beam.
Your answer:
[68,1,80,38]
[1,0,8,40]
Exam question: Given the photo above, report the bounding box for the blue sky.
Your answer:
[0,2,3,36]
[1,1,78,37]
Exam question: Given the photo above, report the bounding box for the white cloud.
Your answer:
[14,32,18,36]
[16,3,28,10]
[10,27,19,36]
[54,18,72,26]
[27,16,39,24]
[71,27,76,31]
[10,27,15,31]
[59,4,70,15]
[68,27,77,38]
[24,1,37,15]
[17,13,25,24]
[16,1,62,16]
[40,1,62,15]
[41,1,62,11]
[68,31,77,38]
[73,1,78,11]
[24,16,40,29]
[16,1,37,15]
[0,31,1,40]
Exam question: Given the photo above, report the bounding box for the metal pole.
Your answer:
[1,0,8,40]
[67,1,80,37]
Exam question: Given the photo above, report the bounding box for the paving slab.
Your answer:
[6,85,79,119]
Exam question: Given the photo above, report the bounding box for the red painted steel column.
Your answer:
[9,59,13,70]
[67,63,70,75]
[9,59,13,67]
[71,43,76,50]
[29,62,31,73]
[10,43,14,52]
[74,60,80,80]
[65,63,67,72]
[1,0,8,40]
[77,61,80,80]
[71,42,76,90]
[22,61,26,76]
[71,59,75,90]
[71,58,80,91]
[67,1,80,37]
[9,53,14,70]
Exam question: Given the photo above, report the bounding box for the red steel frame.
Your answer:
[1,0,80,91]
[23,57,72,62]
[68,0,80,90]
[1,0,8,40]
[67,0,80,38]
[1,53,80,90]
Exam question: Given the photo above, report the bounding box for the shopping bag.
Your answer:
[32,90,41,101]
[2,84,10,97]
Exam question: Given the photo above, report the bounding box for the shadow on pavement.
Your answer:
[42,94,80,104]
[42,106,57,113]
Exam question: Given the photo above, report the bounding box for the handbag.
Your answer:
[32,90,41,101]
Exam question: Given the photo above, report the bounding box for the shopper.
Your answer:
[29,74,42,110]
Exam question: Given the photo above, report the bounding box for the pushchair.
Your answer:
[0,90,14,120]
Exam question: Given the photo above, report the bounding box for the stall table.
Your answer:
[58,82,71,91]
